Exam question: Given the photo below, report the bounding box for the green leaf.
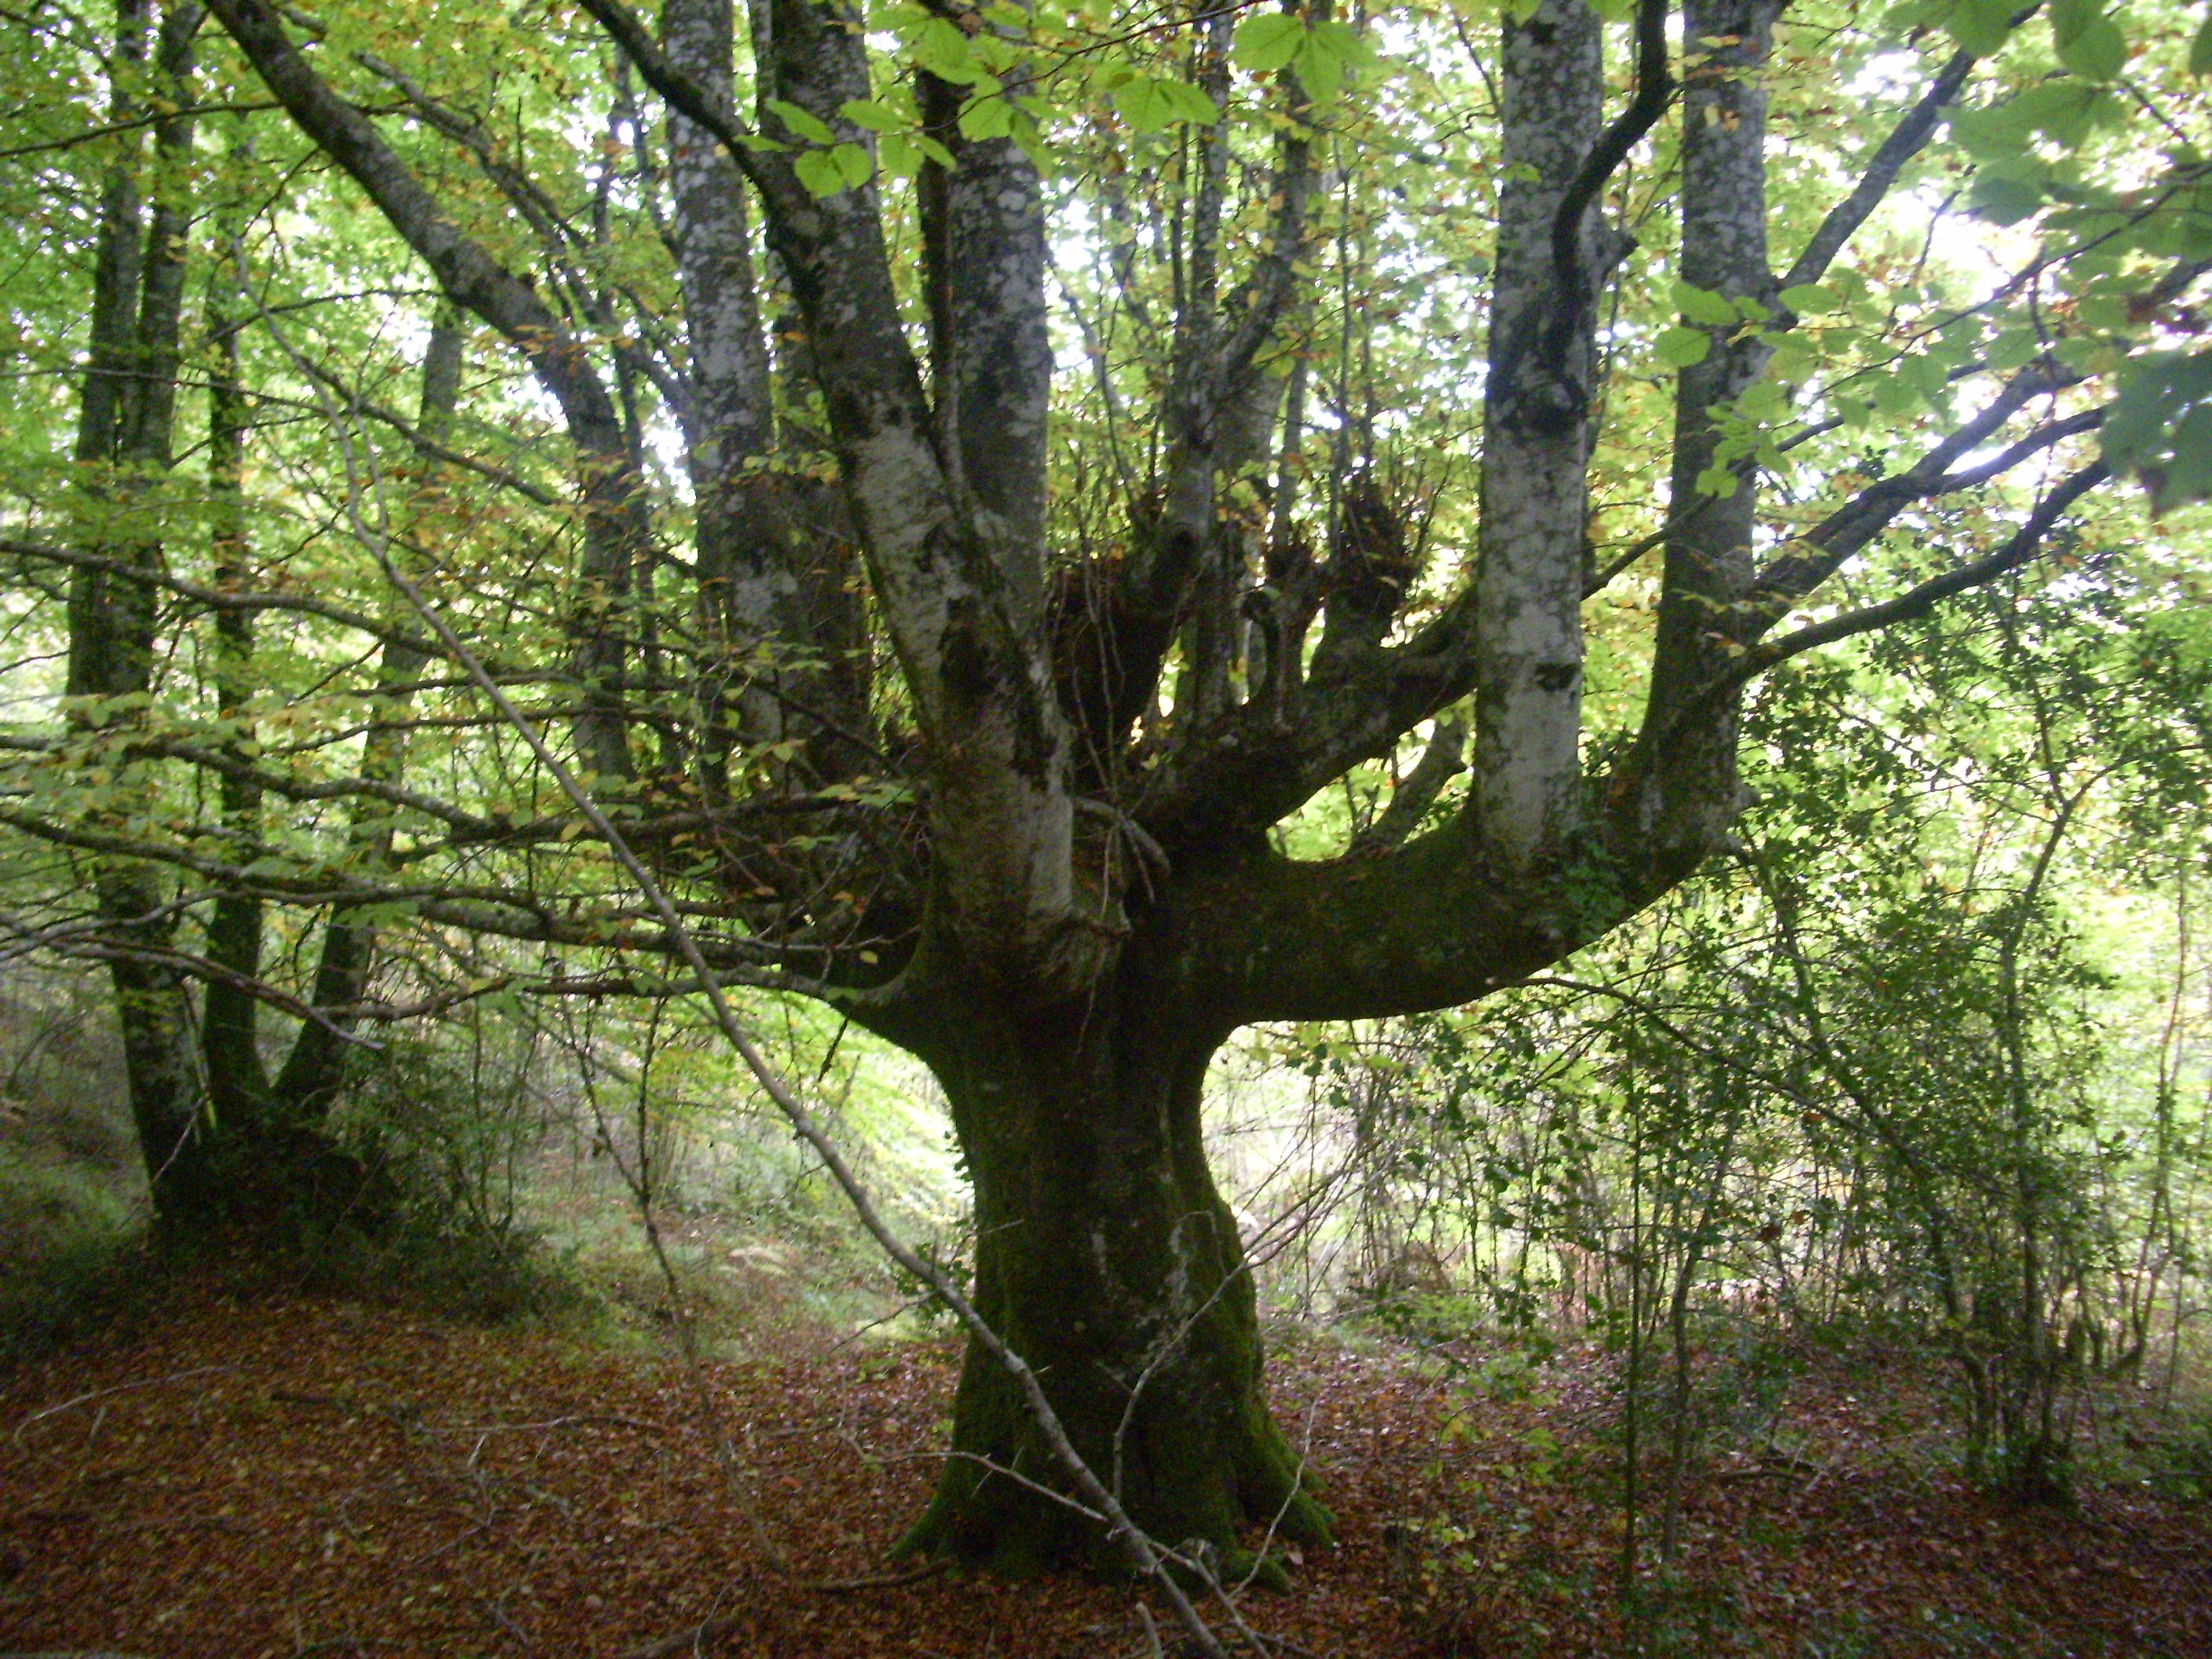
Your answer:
[2102,353,2212,467]
[767,98,837,147]
[2005,83,2088,148]
[1778,282,1840,315]
[1870,373,1922,417]
[1007,106,1046,165]
[839,98,906,134]
[1159,79,1222,126]
[1656,326,1713,368]
[1765,331,1817,381]
[830,141,874,189]
[1673,282,1739,327]
[2160,401,2212,504]
[1985,328,2042,372]
[961,91,1016,139]
[1945,102,2032,159]
[2051,0,2126,82]
[1736,380,1789,421]
[911,17,987,84]
[1113,78,1173,133]
[1308,18,1378,67]
[2192,9,2212,75]
[1295,39,1346,101]
[1968,171,2044,225]
[794,148,848,197]
[1943,0,2016,57]
[1694,462,1739,497]
[1903,350,1953,397]
[915,133,958,170]
[875,132,917,179]
[1826,266,1872,304]
[1108,75,1217,130]
[1232,13,1305,73]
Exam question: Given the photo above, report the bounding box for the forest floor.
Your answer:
[2,1264,2210,1659]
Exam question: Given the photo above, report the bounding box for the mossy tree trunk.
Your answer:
[895,983,1331,1573]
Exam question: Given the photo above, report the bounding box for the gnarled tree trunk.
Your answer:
[896,976,1330,1572]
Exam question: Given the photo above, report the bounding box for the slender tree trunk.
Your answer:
[893,982,1331,1573]
[68,0,223,1220]
[271,309,460,1119]
[201,249,271,1125]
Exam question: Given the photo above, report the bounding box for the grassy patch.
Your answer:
[0,1141,146,1362]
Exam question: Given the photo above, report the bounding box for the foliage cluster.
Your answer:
[1217,572,2212,1592]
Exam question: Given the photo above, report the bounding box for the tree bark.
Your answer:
[67,0,222,1219]
[893,977,1331,1572]
[270,309,461,1119]
[1619,0,1782,873]
[1474,0,1603,873]
[201,240,271,1126]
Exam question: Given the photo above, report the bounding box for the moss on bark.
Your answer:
[892,996,1333,1573]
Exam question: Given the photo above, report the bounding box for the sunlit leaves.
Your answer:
[1939,0,2019,57]
[767,98,838,148]
[1655,326,1713,368]
[2049,0,2128,83]
[840,99,906,134]
[793,143,876,197]
[1968,168,2046,223]
[893,7,999,86]
[1229,10,1377,101]
[1672,282,1738,328]
[1777,283,1840,316]
[1230,13,1306,73]
[1101,71,1219,133]
[1950,80,2125,157]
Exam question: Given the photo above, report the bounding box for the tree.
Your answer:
[3,0,2192,1573]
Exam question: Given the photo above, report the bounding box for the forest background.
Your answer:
[5,0,2212,1649]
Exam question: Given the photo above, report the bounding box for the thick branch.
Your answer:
[1749,371,2089,614]
[1550,0,1670,299]
[1181,833,1568,1027]
[1780,47,1975,294]
[1730,460,2109,686]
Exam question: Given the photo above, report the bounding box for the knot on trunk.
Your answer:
[1326,474,1420,623]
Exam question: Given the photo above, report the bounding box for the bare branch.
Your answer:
[0,536,445,657]
[1551,0,1671,297]
[1780,48,1976,294]
[1731,460,2109,687]
[1749,377,2093,617]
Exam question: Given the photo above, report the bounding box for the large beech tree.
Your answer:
[7,0,2194,1572]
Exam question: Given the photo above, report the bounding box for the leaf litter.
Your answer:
[2,1280,2207,1657]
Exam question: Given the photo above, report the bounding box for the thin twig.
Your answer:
[13,1367,237,1448]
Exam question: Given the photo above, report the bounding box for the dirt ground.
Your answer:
[2,1276,2208,1658]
